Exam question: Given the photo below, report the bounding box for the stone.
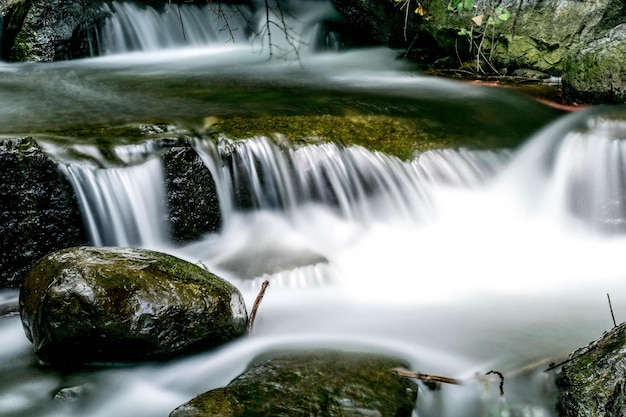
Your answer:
[0,137,87,288]
[556,322,626,417]
[19,246,248,367]
[562,24,626,104]
[162,146,222,242]
[170,349,418,417]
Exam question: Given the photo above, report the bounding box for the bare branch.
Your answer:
[247,280,270,335]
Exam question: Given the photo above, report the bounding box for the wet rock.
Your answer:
[19,246,247,367]
[0,137,87,288]
[162,147,222,242]
[562,24,626,104]
[0,0,106,61]
[170,349,418,417]
[556,322,626,416]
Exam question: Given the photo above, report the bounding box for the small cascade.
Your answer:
[500,108,626,234]
[94,0,344,55]
[193,136,512,224]
[61,157,167,247]
[96,2,253,54]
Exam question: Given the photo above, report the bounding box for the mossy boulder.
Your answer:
[19,246,247,367]
[562,24,626,104]
[170,349,418,417]
[556,322,626,416]
[0,137,87,288]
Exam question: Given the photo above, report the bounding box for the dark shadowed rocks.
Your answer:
[0,137,87,288]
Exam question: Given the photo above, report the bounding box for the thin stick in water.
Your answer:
[608,293,617,328]
[247,280,270,335]
[390,368,463,385]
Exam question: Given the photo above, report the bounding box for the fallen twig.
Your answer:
[486,370,504,396]
[608,293,617,328]
[247,280,270,335]
[390,368,463,385]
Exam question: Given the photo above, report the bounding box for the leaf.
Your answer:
[458,28,469,36]
[487,16,496,25]
[497,9,511,21]
[415,5,428,15]
[457,2,463,12]
[463,0,474,10]
[471,13,484,26]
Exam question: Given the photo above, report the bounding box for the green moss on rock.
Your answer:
[19,246,248,367]
[170,349,418,417]
[556,322,626,416]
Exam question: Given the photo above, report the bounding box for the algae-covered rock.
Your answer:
[19,246,247,367]
[556,322,626,416]
[162,146,222,242]
[0,137,87,288]
[170,349,418,417]
[562,24,626,104]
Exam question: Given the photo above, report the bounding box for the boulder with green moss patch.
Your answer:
[556,322,626,416]
[19,246,247,368]
[170,349,418,417]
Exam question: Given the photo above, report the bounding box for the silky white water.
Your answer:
[3,107,626,417]
[1,1,625,416]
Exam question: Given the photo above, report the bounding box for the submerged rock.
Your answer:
[170,349,418,417]
[0,137,87,288]
[19,246,247,367]
[556,322,626,416]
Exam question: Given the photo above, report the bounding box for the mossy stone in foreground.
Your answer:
[19,247,247,367]
[170,350,418,417]
[556,322,626,416]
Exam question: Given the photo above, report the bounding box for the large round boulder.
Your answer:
[19,246,248,367]
[170,349,418,417]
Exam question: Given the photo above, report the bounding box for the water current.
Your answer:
[1,2,626,417]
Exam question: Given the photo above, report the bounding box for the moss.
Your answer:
[207,114,465,161]
[171,350,418,417]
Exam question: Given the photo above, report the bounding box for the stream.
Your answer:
[2,2,626,417]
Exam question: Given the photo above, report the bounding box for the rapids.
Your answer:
[1,1,626,417]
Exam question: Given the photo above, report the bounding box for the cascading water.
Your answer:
[93,0,343,55]
[57,143,168,247]
[3,108,625,417]
[1,0,626,415]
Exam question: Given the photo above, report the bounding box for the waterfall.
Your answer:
[193,136,511,223]
[95,2,253,54]
[498,107,626,233]
[94,0,343,55]
[61,157,167,247]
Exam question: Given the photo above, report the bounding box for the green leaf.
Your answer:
[497,8,511,21]
[463,0,474,10]
[457,2,463,12]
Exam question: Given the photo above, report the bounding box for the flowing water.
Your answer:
[1,2,626,417]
